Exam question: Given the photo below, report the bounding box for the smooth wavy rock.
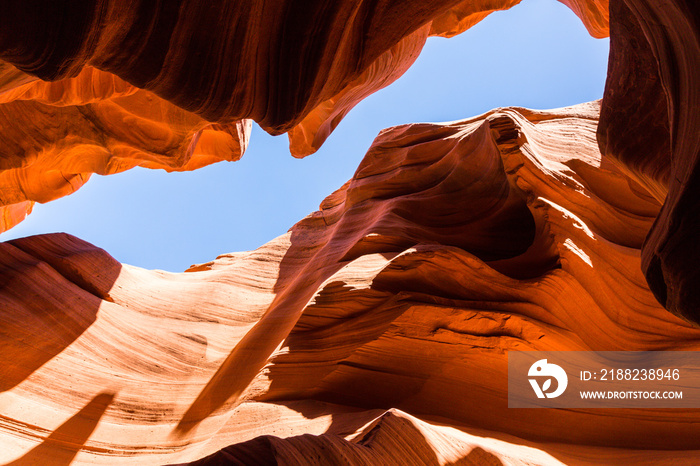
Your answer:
[173,408,700,466]
[0,0,612,234]
[1,102,699,464]
[0,0,543,131]
[0,61,252,229]
[597,0,700,324]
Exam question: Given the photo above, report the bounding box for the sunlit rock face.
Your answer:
[1,0,700,464]
[0,60,252,230]
[0,0,610,234]
[2,102,700,465]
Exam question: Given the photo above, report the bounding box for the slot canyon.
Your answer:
[0,0,699,464]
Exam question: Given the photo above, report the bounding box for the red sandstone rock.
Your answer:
[0,61,251,222]
[0,0,608,232]
[0,0,503,130]
[2,0,700,463]
[1,102,699,464]
[597,0,700,324]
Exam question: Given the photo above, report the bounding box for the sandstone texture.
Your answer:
[2,102,700,464]
[0,0,610,232]
[597,0,700,324]
[1,0,700,464]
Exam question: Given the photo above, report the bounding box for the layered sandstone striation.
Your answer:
[0,61,252,232]
[597,0,700,323]
[1,0,700,464]
[0,0,612,234]
[5,0,695,322]
[2,102,699,464]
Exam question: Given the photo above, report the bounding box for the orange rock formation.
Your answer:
[598,0,700,324]
[0,0,609,232]
[2,102,700,464]
[1,0,699,464]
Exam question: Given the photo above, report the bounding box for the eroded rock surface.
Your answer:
[0,0,611,233]
[597,0,700,324]
[1,102,699,464]
[2,0,700,463]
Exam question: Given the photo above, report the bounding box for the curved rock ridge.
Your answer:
[0,0,611,234]
[556,0,609,38]
[0,0,608,131]
[173,408,700,466]
[597,0,700,324]
[4,0,699,324]
[0,60,252,233]
[1,102,699,464]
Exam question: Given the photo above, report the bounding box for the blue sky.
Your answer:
[0,0,610,272]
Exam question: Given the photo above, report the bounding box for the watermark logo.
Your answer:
[509,351,700,408]
[528,359,568,398]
